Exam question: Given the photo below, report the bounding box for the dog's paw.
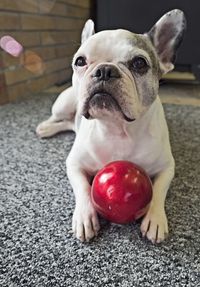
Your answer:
[36,120,55,138]
[140,205,168,244]
[72,201,100,242]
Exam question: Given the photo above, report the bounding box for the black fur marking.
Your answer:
[147,10,187,64]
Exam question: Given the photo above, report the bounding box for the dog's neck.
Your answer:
[91,96,160,138]
[94,119,129,138]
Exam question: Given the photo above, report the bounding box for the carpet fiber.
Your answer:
[0,94,200,286]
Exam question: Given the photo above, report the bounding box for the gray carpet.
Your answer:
[0,93,200,287]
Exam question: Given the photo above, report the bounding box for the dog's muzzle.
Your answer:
[82,64,135,122]
[83,92,135,122]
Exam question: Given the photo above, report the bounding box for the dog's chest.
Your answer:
[85,130,161,176]
[93,134,133,162]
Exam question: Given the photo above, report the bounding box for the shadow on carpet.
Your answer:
[0,94,200,287]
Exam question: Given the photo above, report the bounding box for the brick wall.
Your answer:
[0,0,92,104]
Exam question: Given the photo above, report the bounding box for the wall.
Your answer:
[0,0,92,104]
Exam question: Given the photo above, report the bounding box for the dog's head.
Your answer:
[72,10,186,122]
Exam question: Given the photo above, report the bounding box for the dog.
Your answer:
[36,9,186,243]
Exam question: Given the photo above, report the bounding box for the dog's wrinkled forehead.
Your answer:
[78,29,158,67]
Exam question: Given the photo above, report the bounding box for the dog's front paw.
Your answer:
[36,120,55,138]
[72,201,100,242]
[140,205,168,244]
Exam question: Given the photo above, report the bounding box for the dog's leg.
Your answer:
[140,159,175,243]
[67,161,100,242]
[36,86,76,138]
[36,116,75,138]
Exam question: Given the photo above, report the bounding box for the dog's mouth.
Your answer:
[82,92,135,122]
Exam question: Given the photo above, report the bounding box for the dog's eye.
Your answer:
[75,56,87,67]
[131,56,149,74]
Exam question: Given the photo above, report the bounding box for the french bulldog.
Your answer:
[36,9,186,243]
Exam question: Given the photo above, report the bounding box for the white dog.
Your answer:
[36,10,186,243]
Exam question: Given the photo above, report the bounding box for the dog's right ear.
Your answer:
[81,19,95,44]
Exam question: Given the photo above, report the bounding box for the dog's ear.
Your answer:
[147,9,186,74]
[81,19,95,44]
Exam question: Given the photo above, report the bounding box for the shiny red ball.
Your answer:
[91,161,153,224]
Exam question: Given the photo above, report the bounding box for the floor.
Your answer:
[159,82,200,106]
[1,82,200,286]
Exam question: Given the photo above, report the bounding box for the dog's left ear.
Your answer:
[81,19,95,44]
[147,9,186,74]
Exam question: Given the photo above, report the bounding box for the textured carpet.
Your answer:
[0,93,200,287]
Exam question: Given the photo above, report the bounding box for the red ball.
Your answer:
[91,161,153,224]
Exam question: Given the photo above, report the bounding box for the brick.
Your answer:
[0,32,41,68]
[13,32,40,47]
[39,1,67,16]
[0,31,41,48]
[7,68,72,101]
[45,56,72,74]
[0,12,21,30]
[61,0,91,8]
[66,5,90,18]
[22,50,46,75]
[0,0,39,13]
[27,74,54,94]
[0,52,4,69]
[7,81,28,102]
[40,30,81,45]
[5,66,35,85]
[7,74,52,101]
[40,32,55,45]
[21,14,55,30]
[31,46,56,61]
[0,0,91,104]
[0,85,9,104]
[55,44,78,58]
[27,70,70,94]
[0,72,9,104]
[2,51,22,68]
[55,17,85,31]
[4,52,67,88]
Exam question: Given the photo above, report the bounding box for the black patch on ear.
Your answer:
[148,10,186,65]
[171,17,187,63]
[148,26,156,43]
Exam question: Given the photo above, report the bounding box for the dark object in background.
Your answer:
[96,0,200,81]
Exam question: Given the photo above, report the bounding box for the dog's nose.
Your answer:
[93,65,120,81]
